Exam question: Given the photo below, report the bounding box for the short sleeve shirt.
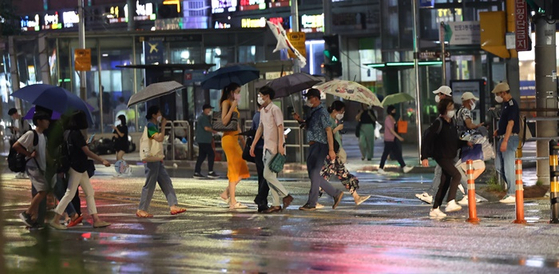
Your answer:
[329,116,342,145]
[17,130,47,171]
[147,122,159,139]
[306,104,330,144]
[67,130,88,173]
[498,98,520,135]
[195,115,212,144]
[383,116,396,142]
[456,107,471,133]
[259,103,284,154]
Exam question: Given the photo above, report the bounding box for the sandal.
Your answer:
[170,207,187,215]
[229,202,248,210]
[355,195,371,206]
[136,210,153,218]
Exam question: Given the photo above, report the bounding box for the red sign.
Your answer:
[515,0,530,51]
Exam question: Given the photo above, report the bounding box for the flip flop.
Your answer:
[136,210,153,218]
[170,208,187,215]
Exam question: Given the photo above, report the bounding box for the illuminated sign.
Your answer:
[214,21,231,29]
[62,11,79,28]
[240,0,266,11]
[212,0,237,14]
[301,14,324,33]
[268,0,289,8]
[109,1,156,24]
[21,14,40,31]
[43,12,62,30]
[241,17,266,28]
[163,0,181,13]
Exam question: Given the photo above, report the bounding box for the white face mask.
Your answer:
[446,110,456,119]
[495,95,503,103]
[305,100,314,107]
[336,113,344,120]
[234,93,241,103]
[257,96,265,106]
[470,100,476,110]
[115,120,121,127]
[208,110,213,116]
[435,95,441,103]
[156,115,162,123]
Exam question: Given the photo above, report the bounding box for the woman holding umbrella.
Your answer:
[219,83,251,209]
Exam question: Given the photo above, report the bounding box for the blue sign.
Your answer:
[420,0,434,8]
[144,40,164,64]
[520,80,535,97]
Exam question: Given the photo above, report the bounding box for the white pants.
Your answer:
[54,168,97,216]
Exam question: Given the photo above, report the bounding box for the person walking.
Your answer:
[218,83,251,209]
[112,114,129,161]
[378,105,414,174]
[49,110,112,229]
[323,100,370,205]
[250,86,293,213]
[12,111,50,226]
[194,104,219,179]
[421,98,470,218]
[136,106,187,218]
[456,92,484,134]
[250,103,270,213]
[492,82,520,204]
[356,104,377,161]
[415,85,455,203]
[293,88,344,211]
[9,108,29,179]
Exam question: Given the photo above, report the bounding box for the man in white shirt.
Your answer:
[12,111,51,227]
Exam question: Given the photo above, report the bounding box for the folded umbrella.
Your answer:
[201,65,260,90]
[11,84,94,124]
[127,81,184,107]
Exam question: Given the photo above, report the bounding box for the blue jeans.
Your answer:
[495,135,520,195]
[306,143,342,207]
[139,161,179,211]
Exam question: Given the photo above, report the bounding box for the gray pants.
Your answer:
[139,161,178,211]
[263,150,289,207]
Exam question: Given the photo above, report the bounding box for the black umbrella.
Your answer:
[265,73,323,98]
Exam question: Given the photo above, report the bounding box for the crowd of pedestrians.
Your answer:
[7,80,518,230]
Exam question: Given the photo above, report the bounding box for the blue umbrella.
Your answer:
[201,65,260,90]
[11,84,94,124]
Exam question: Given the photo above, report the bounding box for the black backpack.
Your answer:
[8,130,38,173]
[421,117,443,159]
[53,130,72,173]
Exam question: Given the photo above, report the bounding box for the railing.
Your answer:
[162,120,194,161]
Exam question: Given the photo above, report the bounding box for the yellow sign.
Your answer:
[163,0,181,13]
[74,49,91,71]
[287,32,306,59]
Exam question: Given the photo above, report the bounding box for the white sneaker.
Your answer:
[445,199,462,212]
[499,195,516,204]
[415,192,433,204]
[15,173,28,179]
[429,207,447,218]
[403,166,414,173]
[458,196,469,206]
[377,168,387,175]
[315,203,325,209]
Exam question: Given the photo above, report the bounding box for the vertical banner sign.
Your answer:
[515,0,530,51]
[74,49,91,71]
[287,32,306,59]
[144,39,165,64]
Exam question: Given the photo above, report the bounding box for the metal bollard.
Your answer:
[549,140,559,223]
[466,160,479,224]
[513,159,526,224]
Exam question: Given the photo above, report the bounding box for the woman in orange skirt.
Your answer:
[219,83,250,209]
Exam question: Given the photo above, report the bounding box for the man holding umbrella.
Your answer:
[293,88,344,211]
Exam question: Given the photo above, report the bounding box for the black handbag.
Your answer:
[86,160,96,178]
[211,111,238,132]
[242,137,255,163]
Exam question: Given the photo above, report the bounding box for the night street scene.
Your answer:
[1,0,559,273]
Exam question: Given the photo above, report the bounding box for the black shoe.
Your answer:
[257,205,269,213]
[332,192,344,209]
[193,172,205,179]
[367,158,372,161]
[299,204,316,211]
[19,211,35,227]
[264,206,282,213]
[207,171,220,179]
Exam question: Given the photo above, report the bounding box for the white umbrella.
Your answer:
[127,81,184,107]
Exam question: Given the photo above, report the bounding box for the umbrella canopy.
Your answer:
[11,84,94,124]
[265,73,323,98]
[127,81,184,107]
[314,80,382,107]
[381,93,414,106]
[201,65,260,90]
[24,107,61,120]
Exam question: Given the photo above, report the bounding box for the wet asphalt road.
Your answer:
[2,164,559,274]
